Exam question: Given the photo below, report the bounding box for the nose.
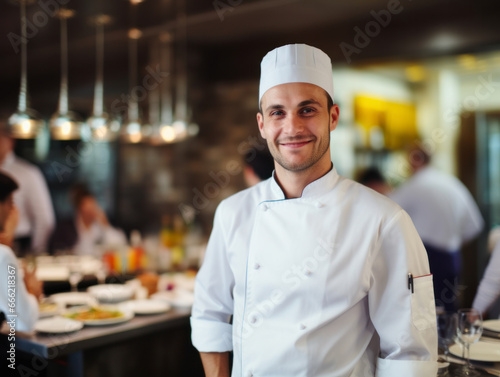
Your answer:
[283,113,304,135]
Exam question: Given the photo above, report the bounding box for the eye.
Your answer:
[300,107,316,115]
[270,110,285,117]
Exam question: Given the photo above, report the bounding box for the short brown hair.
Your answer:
[0,172,18,202]
[70,184,94,209]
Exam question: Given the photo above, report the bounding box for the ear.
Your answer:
[329,104,340,132]
[256,112,266,139]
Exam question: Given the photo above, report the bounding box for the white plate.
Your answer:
[450,341,500,362]
[87,284,134,303]
[35,316,83,334]
[63,306,134,326]
[50,292,98,307]
[122,300,171,315]
[38,300,61,319]
[158,273,196,292]
[150,289,194,308]
[36,265,70,281]
[484,320,500,333]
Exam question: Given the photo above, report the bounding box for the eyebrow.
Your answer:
[264,99,323,114]
[298,99,323,108]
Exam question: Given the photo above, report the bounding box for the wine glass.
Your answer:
[95,261,108,285]
[69,270,83,292]
[437,311,457,360]
[457,308,483,376]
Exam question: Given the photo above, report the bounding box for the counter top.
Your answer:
[13,307,192,358]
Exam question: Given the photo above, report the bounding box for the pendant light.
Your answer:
[146,38,162,146]
[172,0,188,142]
[121,27,145,143]
[86,14,120,142]
[8,0,44,139]
[50,9,85,140]
[150,33,176,144]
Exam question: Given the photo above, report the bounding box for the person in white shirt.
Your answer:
[473,239,500,318]
[191,44,437,377]
[390,144,484,311]
[0,128,55,256]
[50,184,126,255]
[0,172,41,332]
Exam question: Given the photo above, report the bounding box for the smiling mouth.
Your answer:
[279,139,312,148]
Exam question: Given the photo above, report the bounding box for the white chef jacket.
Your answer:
[191,166,438,377]
[1,152,55,254]
[473,240,500,315]
[0,244,39,331]
[389,166,483,252]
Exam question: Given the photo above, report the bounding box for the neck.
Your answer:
[274,159,332,199]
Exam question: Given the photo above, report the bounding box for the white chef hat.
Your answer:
[259,43,334,104]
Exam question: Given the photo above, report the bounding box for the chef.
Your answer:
[191,44,438,377]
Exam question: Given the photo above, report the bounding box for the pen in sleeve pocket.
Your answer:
[408,273,414,294]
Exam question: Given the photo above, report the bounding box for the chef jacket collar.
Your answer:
[270,163,339,200]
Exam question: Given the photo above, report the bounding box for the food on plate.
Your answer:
[39,301,58,313]
[65,307,124,321]
[137,272,159,297]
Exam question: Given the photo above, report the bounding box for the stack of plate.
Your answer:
[87,284,134,303]
[150,289,194,309]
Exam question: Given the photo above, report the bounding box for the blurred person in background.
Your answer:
[473,238,500,319]
[0,124,55,256]
[243,147,275,187]
[488,225,500,254]
[0,172,42,332]
[191,44,437,377]
[390,142,484,311]
[49,184,126,255]
[356,166,392,195]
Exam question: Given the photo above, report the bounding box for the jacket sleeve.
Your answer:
[368,210,438,377]
[458,185,484,243]
[25,167,55,254]
[0,247,39,332]
[190,203,234,352]
[473,240,500,314]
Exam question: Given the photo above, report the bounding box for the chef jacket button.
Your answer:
[261,204,269,211]
[305,269,312,276]
[249,316,257,324]
[299,323,307,330]
[254,263,261,270]
[246,370,253,377]
[315,201,324,208]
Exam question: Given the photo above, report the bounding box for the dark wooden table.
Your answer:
[5,307,204,377]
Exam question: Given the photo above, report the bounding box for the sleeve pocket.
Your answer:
[411,275,436,331]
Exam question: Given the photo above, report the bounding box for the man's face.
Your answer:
[257,82,339,173]
[0,193,14,231]
[78,196,100,224]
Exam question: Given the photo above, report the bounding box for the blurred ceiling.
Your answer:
[1,0,500,118]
